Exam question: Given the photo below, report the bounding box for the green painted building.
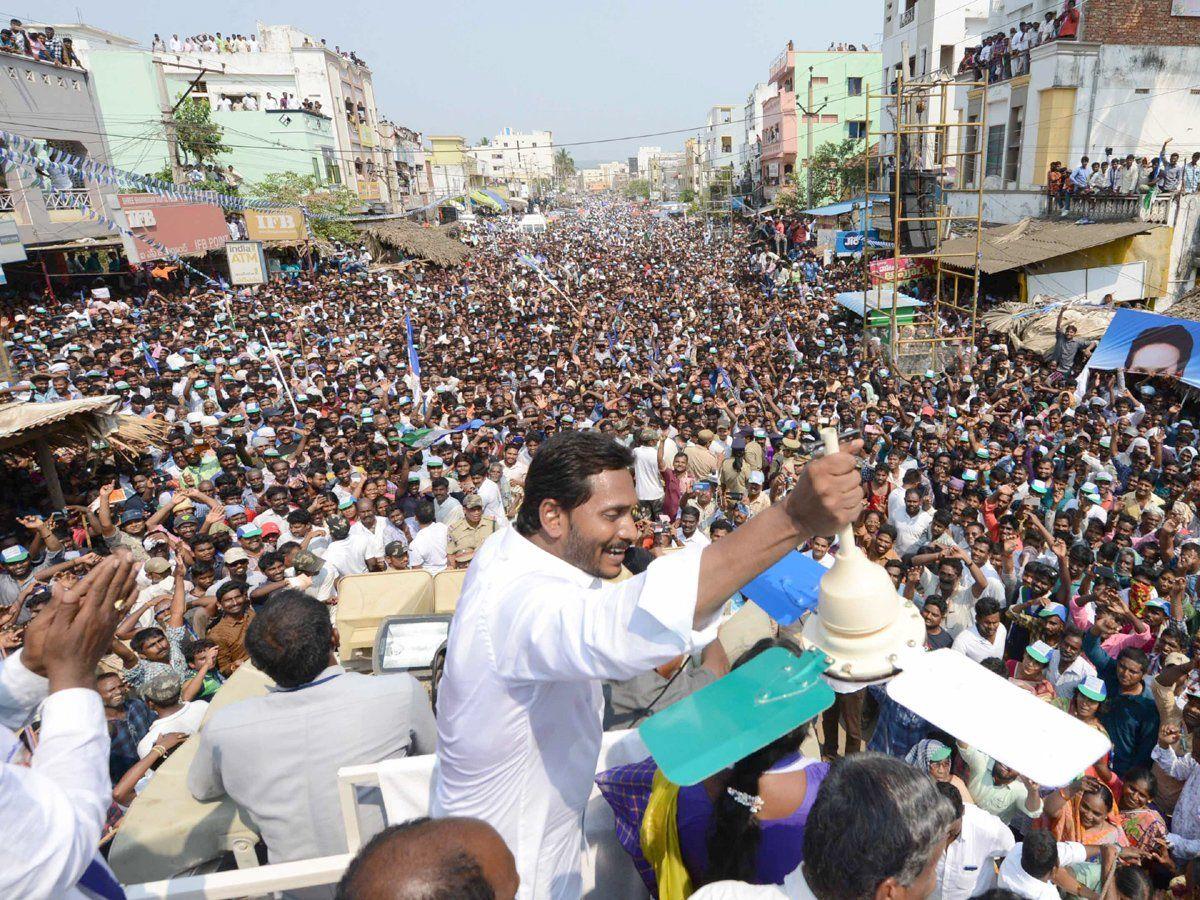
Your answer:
[81,47,337,186]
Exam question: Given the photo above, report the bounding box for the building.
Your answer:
[881,0,987,84]
[467,127,554,198]
[683,138,700,197]
[636,146,662,182]
[647,151,686,201]
[48,22,391,210]
[698,105,738,197]
[741,83,774,206]
[0,48,120,253]
[428,135,478,200]
[944,3,1200,305]
[760,42,883,200]
[380,122,430,211]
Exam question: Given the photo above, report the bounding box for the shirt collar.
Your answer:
[501,527,598,590]
[269,663,345,693]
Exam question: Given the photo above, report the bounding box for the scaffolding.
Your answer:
[697,163,735,242]
[861,72,989,377]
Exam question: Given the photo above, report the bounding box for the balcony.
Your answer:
[761,92,797,160]
[43,188,90,211]
[900,4,916,26]
[769,47,795,86]
[1040,191,1177,225]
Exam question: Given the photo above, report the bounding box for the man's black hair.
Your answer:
[1021,829,1059,880]
[216,579,248,600]
[335,818,494,900]
[934,779,964,820]
[245,589,332,688]
[415,501,435,526]
[515,431,633,537]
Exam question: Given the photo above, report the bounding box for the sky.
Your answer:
[25,0,880,165]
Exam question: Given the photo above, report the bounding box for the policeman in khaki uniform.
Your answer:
[448,494,498,568]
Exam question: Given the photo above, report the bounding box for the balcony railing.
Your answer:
[1040,191,1177,226]
[0,190,15,212]
[900,5,916,26]
[42,188,90,211]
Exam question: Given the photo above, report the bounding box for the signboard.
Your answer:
[225,240,267,285]
[1172,0,1200,15]
[1089,308,1200,388]
[1027,262,1146,305]
[834,229,880,257]
[244,207,307,242]
[869,256,934,284]
[116,194,228,264]
[125,209,157,228]
[0,219,26,264]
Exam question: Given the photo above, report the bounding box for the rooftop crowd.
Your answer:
[2,197,1200,899]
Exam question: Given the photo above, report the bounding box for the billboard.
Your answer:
[0,219,25,264]
[1089,308,1200,389]
[834,229,879,257]
[869,256,934,284]
[116,194,228,264]
[244,208,307,242]
[226,240,267,285]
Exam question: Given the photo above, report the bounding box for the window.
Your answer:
[963,115,979,185]
[1004,106,1024,184]
[939,44,954,72]
[847,120,867,139]
[721,135,732,153]
[323,147,340,183]
[820,114,839,124]
[811,76,829,86]
[985,124,1005,178]
[847,77,863,96]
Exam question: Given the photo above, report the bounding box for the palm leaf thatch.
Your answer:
[982,301,1115,356]
[0,397,169,459]
[355,221,471,267]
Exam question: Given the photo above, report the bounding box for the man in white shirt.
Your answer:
[951,597,1007,663]
[1048,629,1097,699]
[933,781,1014,900]
[996,832,1094,900]
[0,555,136,899]
[135,672,209,758]
[631,428,666,517]
[676,506,711,548]
[319,515,373,578]
[892,489,935,556]
[803,535,835,570]
[408,501,449,574]
[435,430,864,899]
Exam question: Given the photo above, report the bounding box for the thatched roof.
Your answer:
[0,396,168,457]
[982,301,1115,355]
[1168,287,1200,322]
[355,221,471,266]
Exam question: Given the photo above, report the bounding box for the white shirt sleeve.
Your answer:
[492,547,719,683]
[1151,743,1198,780]
[0,688,111,898]
[1057,841,1089,867]
[0,649,48,731]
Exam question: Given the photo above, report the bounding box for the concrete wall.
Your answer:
[209,109,333,185]
[0,54,117,245]
[86,49,164,175]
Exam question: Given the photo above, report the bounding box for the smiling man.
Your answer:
[434,429,864,899]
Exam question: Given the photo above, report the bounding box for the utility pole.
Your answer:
[152,57,213,185]
[799,65,830,209]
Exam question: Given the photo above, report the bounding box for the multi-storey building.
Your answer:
[467,128,554,198]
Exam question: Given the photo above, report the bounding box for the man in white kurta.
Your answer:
[434,527,716,898]
[434,430,864,899]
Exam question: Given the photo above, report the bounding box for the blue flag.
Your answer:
[140,341,159,374]
[405,312,421,380]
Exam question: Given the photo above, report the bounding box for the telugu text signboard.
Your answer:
[116,194,228,264]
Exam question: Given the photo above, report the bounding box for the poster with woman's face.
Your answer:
[1088,308,1200,386]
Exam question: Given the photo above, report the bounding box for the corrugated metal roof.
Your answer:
[931,219,1158,274]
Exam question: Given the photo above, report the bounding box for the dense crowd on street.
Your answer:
[4,196,1200,899]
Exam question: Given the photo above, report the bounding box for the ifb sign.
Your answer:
[834,229,879,257]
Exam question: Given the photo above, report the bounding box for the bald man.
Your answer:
[336,817,519,900]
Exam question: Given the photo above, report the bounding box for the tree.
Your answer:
[151,164,238,198]
[622,178,650,200]
[174,97,229,168]
[553,148,576,183]
[806,138,867,206]
[248,172,360,244]
[679,186,696,204]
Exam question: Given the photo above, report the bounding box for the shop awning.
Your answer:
[478,188,510,212]
[468,190,503,212]
[931,219,1159,275]
[801,193,889,217]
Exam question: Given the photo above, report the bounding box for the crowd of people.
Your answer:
[1046,141,1200,212]
[150,30,368,68]
[957,0,1079,83]
[0,19,82,69]
[2,196,1200,899]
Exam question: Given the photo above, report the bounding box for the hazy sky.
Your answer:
[30,0,880,164]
